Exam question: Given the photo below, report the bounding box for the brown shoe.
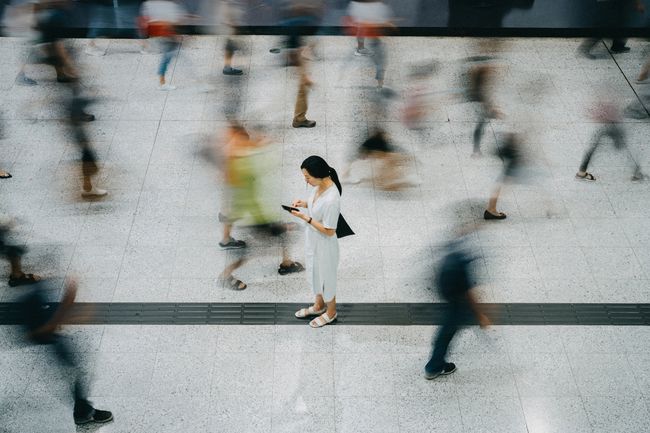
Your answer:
[292,119,316,128]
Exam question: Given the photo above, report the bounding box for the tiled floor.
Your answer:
[1,35,650,432]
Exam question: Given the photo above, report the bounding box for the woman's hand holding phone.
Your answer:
[292,199,307,208]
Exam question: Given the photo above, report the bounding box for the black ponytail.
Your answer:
[328,167,342,195]
[301,155,343,195]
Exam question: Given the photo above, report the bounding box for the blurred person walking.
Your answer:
[290,156,344,328]
[1,217,41,287]
[424,226,491,380]
[16,278,113,425]
[218,123,304,290]
[463,56,502,158]
[139,0,188,90]
[576,100,647,181]
[68,87,108,197]
[343,127,414,190]
[345,0,394,90]
[484,132,524,220]
[579,0,645,57]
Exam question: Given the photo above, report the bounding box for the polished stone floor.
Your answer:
[0,35,650,432]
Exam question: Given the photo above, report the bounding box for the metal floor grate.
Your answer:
[0,302,649,326]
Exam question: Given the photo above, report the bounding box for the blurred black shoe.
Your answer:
[219,237,246,249]
[292,119,316,128]
[424,362,456,380]
[610,45,630,54]
[223,66,243,76]
[74,408,114,425]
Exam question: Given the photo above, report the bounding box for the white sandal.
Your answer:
[295,306,326,318]
[309,312,338,328]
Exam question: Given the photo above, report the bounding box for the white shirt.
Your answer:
[347,1,391,24]
[140,0,184,23]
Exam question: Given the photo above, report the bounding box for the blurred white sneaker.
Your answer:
[158,83,176,91]
[81,187,107,197]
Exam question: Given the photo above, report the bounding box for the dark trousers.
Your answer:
[425,302,471,373]
[24,288,93,419]
[48,336,94,419]
[579,124,641,177]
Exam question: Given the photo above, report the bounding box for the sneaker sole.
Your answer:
[424,372,441,380]
[74,415,113,425]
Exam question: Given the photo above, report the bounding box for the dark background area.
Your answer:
[4,0,650,37]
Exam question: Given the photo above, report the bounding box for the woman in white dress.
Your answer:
[289,155,341,328]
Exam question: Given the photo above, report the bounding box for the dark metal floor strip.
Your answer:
[0,302,649,326]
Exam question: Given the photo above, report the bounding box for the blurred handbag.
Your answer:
[336,214,354,238]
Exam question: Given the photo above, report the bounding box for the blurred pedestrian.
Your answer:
[345,0,394,90]
[140,0,188,90]
[343,128,414,190]
[290,156,342,328]
[463,56,502,158]
[1,217,41,287]
[292,58,316,128]
[218,0,245,75]
[68,88,108,197]
[33,0,80,83]
[218,123,304,290]
[401,61,438,129]
[17,278,113,425]
[270,0,324,66]
[576,101,647,181]
[579,0,645,58]
[484,132,524,220]
[424,229,491,380]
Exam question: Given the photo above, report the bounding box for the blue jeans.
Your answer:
[158,38,178,78]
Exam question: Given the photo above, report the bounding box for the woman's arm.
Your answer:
[290,210,336,237]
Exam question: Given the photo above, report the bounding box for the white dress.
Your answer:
[305,186,340,302]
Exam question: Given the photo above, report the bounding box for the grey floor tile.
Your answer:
[451,352,518,397]
[275,325,333,353]
[458,396,528,433]
[139,396,212,433]
[627,353,650,399]
[99,325,160,353]
[273,352,334,397]
[155,325,218,353]
[500,326,566,354]
[91,351,157,397]
[333,353,395,397]
[332,326,392,354]
[335,396,399,433]
[560,326,626,354]
[568,353,640,396]
[112,277,170,302]
[149,351,214,396]
[211,395,273,433]
[521,396,593,433]
[271,395,335,433]
[583,395,650,433]
[510,351,580,397]
[396,395,465,433]
[217,325,275,353]
[212,352,274,397]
